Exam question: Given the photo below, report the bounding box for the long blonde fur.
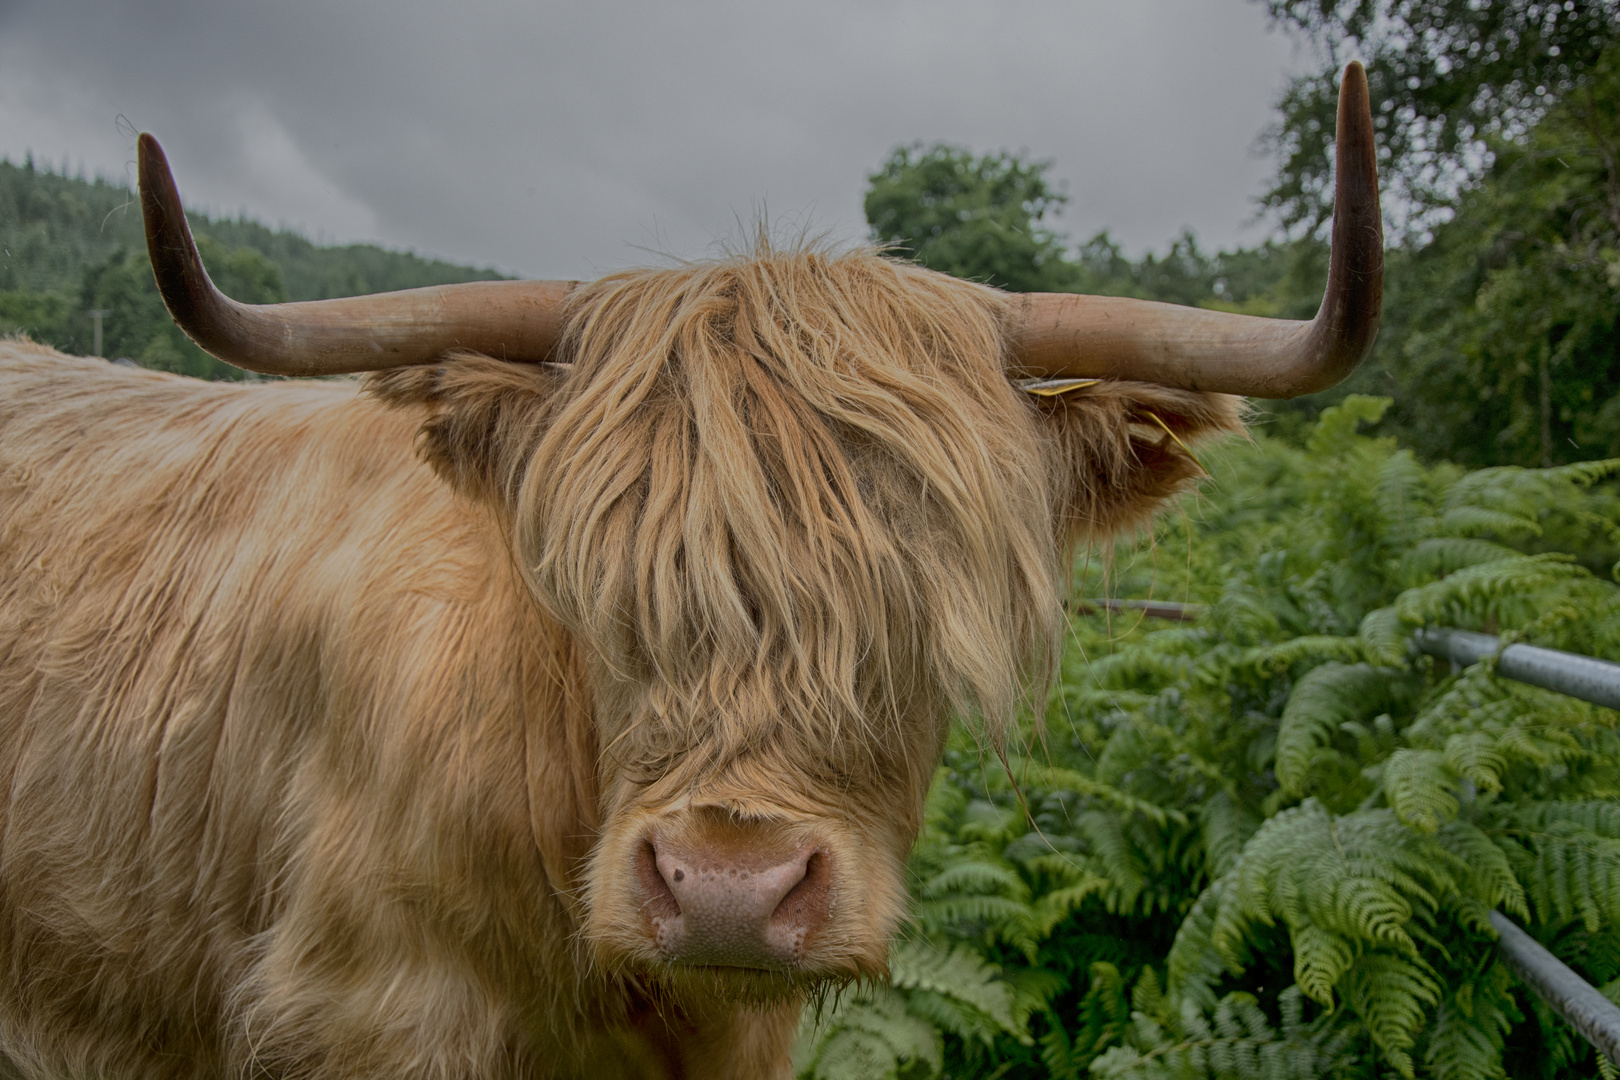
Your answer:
[0,248,1237,1079]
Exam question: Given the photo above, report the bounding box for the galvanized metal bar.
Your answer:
[1071,598,1203,621]
[1411,630,1620,1060]
[1412,627,1620,710]
[1490,911,1620,1066]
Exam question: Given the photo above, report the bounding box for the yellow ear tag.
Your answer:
[1142,409,1209,477]
[1016,377,1102,397]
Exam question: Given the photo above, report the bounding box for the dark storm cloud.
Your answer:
[0,0,1303,278]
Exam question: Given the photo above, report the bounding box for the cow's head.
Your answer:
[134,65,1380,1003]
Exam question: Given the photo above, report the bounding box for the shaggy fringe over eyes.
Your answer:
[519,246,1060,764]
[373,246,1242,774]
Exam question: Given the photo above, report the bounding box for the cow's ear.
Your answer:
[1026,381,1244,544]
[367,353,568,504]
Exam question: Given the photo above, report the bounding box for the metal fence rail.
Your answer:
[1415,627,1620,1066]
[1074,616,1620,1058]
[1070,598,1202,621]
[1413,626,1620,709]
[1490,912,1620,1065]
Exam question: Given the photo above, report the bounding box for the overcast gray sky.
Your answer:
[0,0,1309,280]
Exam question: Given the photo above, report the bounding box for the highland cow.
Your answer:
[0,65,1381,1079]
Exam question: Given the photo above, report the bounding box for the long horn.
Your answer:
[1008,61,1382,399]
[138,133,574,376]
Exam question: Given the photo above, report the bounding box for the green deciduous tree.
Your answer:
[1244,2,1620,467]
[1373,45,1620,467]
[861,144,1323,316]
[1260,0,1620,233]
[864,145,1079,292]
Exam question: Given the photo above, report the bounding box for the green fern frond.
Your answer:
[1072,961,1132,1060]
[993,758,1182,825]
[1494,720,1588,767]
[902,990,1012,1051]
[1376,448,1432,545]
[1498,801,1620,931]
[889,940,1023,1039]
[1199,790,1255,879]
[1442,731,1507,793]
[1223,803,1459,964]
[953,798,1021,843]
[1032,875,1114,935]
[1167,878,1235,1013]
[917,859,1027,901]
[1436,820,1529,920]
[920,768,966,834]
[1437,460,1620,519]
[1211,575,1282,645]
[912,894,1035,938]
[1394,553,1588,627]
[1220,804,1324,948]
[1401,661,1505,744]
[797,986,941,1080]
[1337,952,1442,1078]
[1292,923,1354,1007]
[1326,810,1453,917]
[1039,1024,1084,1080]
[1087,646,1199,691]
[1132,966,1171,1027]
[1437,505,1541,539]
[1084,987,1349,1080]
[1382,748,1460,832]
[1239,634,1366,676]
[1539,457,1620,488]
[1306,394,1392,457]
[1424,962,1520,1080]
[1317,873,1418,954]
[879,412,1620,1080]
[1275,663,1412,797]
[1402,536,1524,581]
[1359,605,1407,666]
[1513,799,1620,837]
[1074,809,1153,913]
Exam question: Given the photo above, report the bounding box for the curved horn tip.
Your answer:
[1002,56,1382,398]
[1338,62,1374,143]
[136,133,168,188]
[131,132,575,376]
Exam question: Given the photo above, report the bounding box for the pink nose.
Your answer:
[637,837,830,968]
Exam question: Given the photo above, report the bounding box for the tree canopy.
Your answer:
[1260,0,1620,233]
[864,144,1078,292]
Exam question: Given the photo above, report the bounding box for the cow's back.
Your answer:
[0,343,605,1079]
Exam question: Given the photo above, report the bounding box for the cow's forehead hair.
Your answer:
[517,244,1063,760]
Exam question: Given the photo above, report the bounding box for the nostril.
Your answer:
[672,868,683,882]
[770,849,831,938]
[635,841,680,922]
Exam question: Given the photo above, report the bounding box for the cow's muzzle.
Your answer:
[634,821,833,970]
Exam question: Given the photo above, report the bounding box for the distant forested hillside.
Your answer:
[0,156,506,379]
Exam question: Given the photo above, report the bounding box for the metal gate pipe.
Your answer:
[1489,911,1620,1065]
[1412,628,1620,710]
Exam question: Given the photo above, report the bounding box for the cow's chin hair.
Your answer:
[620,959,869,1010]
[580,804,908,1004]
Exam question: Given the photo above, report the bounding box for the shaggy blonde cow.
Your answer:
[0,65,1380,1080]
